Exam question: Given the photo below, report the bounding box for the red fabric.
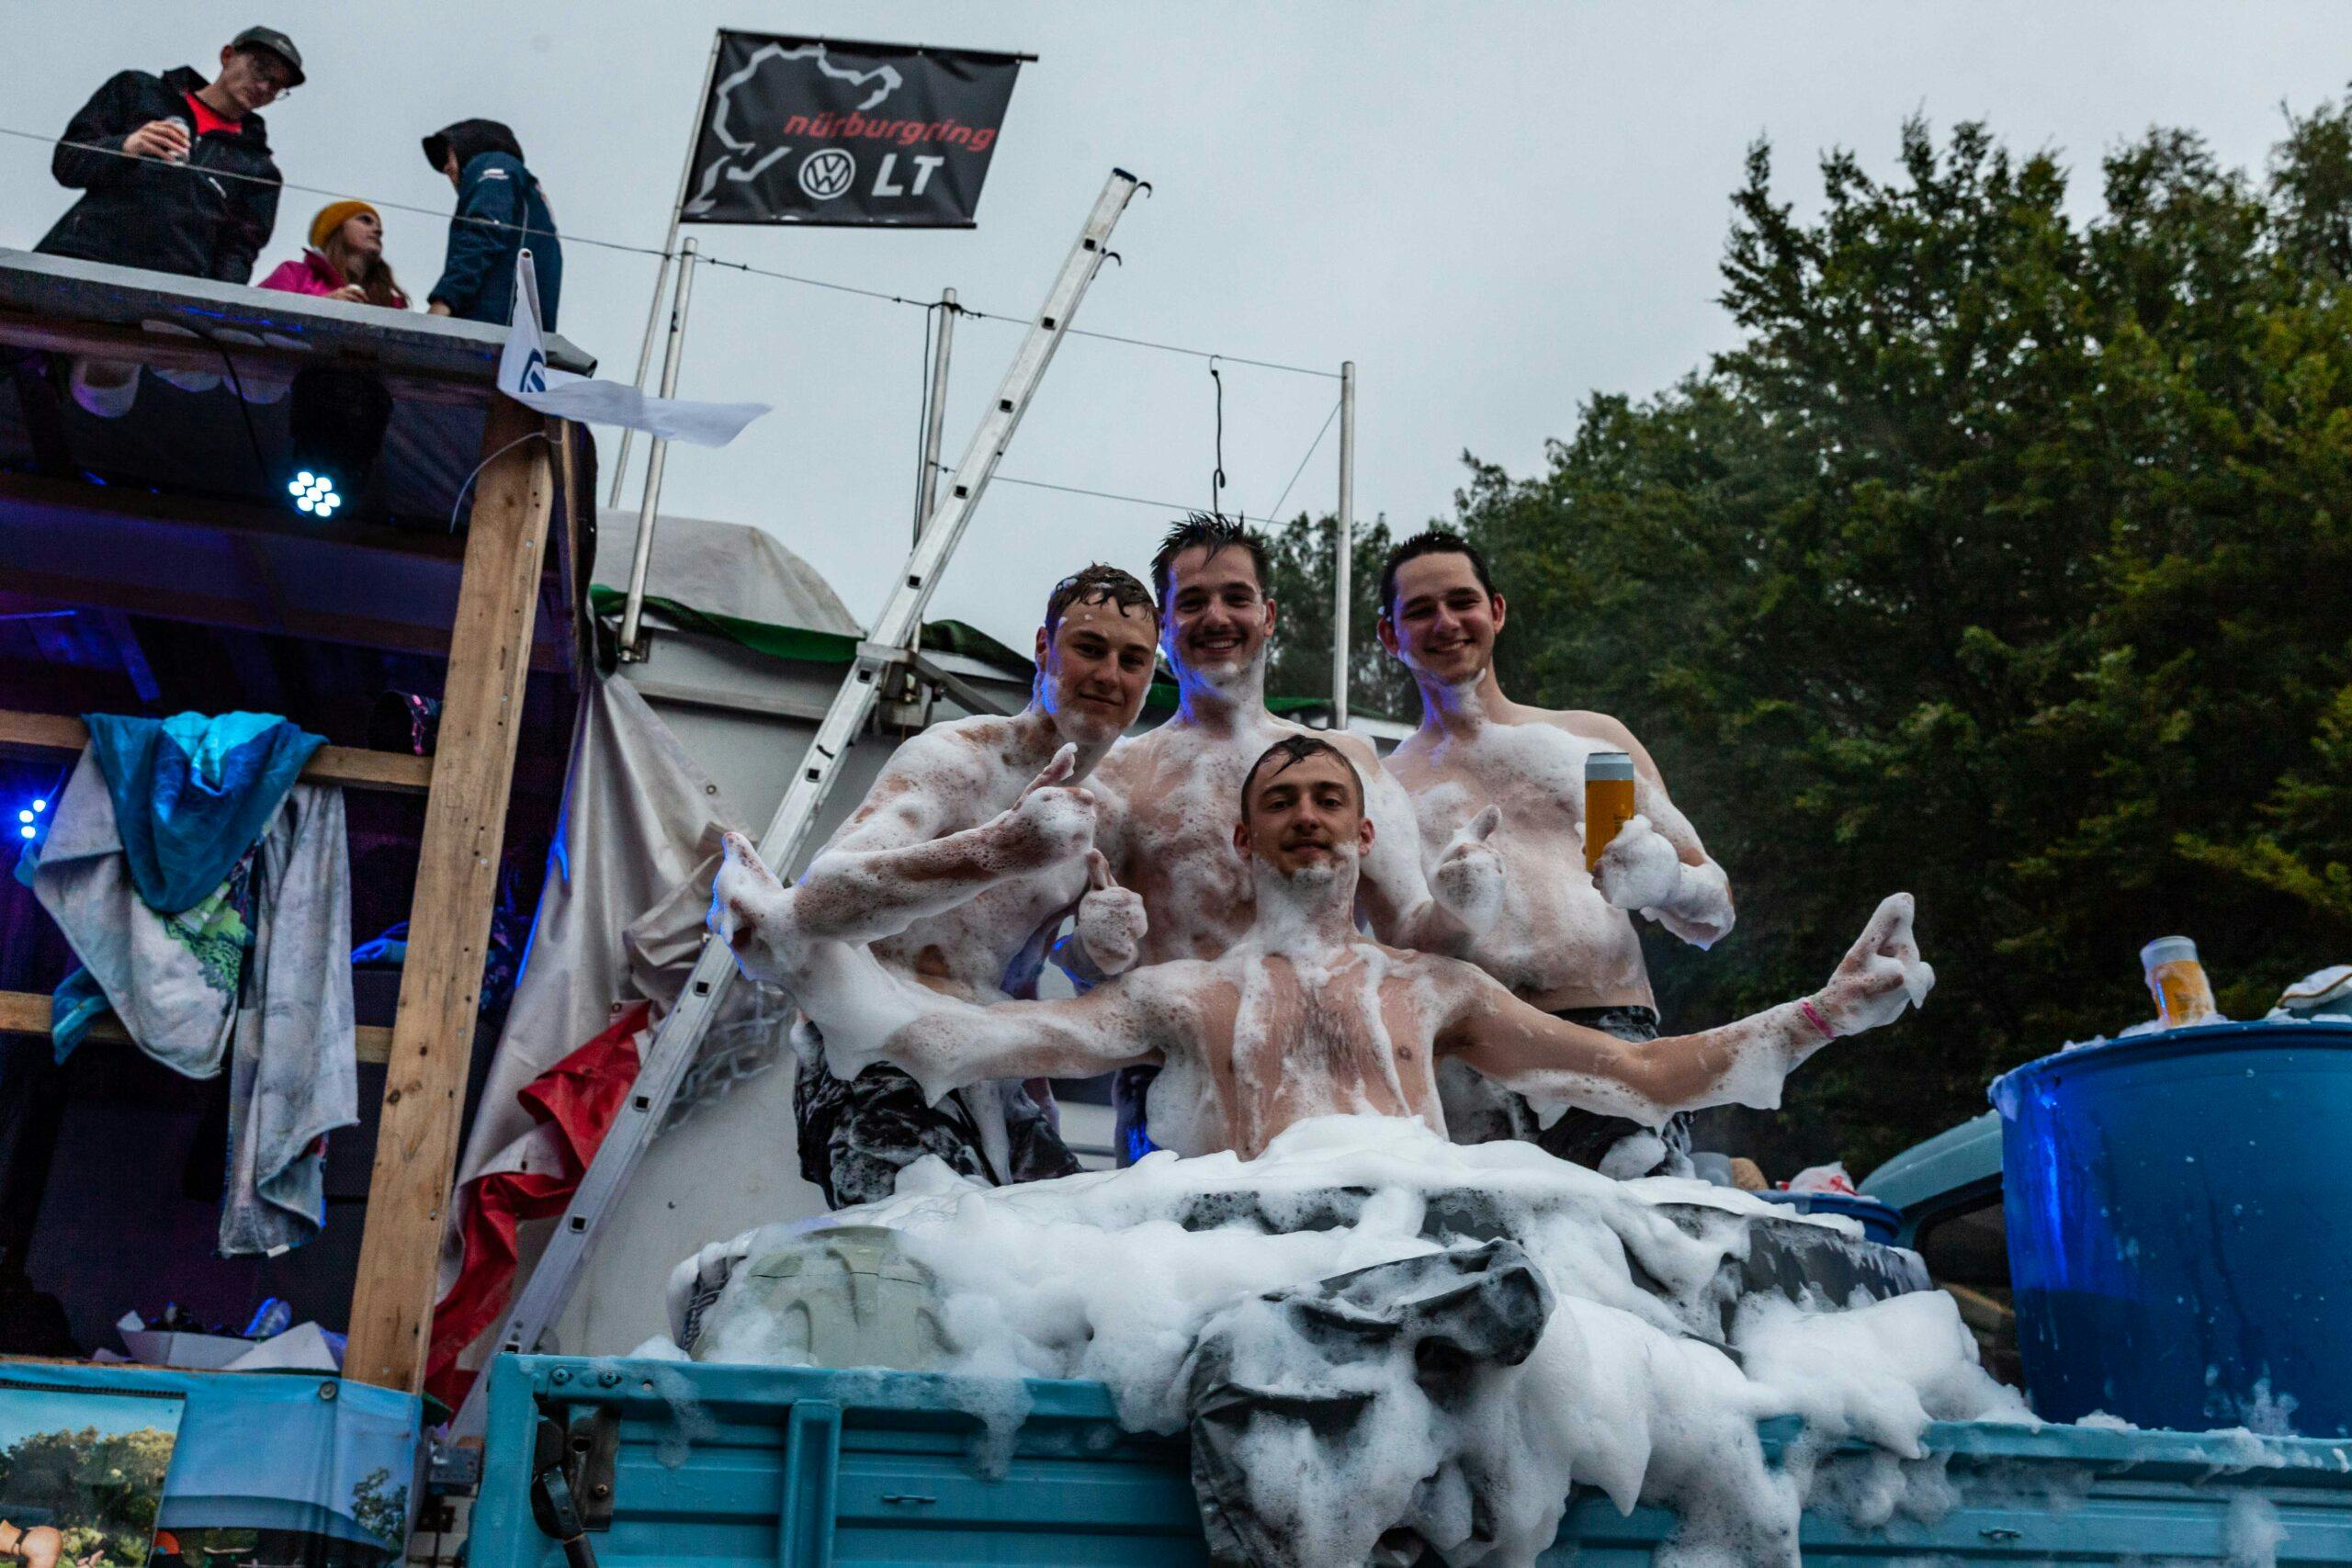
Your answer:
[424,1001,648,1409]
[183,91,241,140]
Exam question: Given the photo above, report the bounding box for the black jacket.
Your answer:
[37,66,282,284]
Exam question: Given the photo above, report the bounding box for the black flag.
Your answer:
[682,32,1027,228]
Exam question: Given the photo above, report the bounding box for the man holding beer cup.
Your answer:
[36,27,300,285]
[1378,530,1737,1176]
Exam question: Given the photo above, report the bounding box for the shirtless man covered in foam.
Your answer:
[718,736,1929,1164]
[1080,515,1506,1156]
[1376,530,1737,1175]
[786,564,1159,1206]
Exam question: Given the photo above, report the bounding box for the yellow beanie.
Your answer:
[309,199,378,250]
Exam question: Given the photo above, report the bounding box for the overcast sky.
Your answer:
[8,3,2350,648]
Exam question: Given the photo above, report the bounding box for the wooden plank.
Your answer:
[0,309,495,410]
[0,570,571,673]
[343,396,553,1394]
[0,709,434,795]
[0,989,392,1064]
[0,470,469,561]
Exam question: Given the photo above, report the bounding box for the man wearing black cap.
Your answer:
[37,28,300,284]
[422,119,562,331]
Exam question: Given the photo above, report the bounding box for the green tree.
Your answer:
[1259,510,1419,723]
[349,1464,409,1548]
[1450,103,2352,1171]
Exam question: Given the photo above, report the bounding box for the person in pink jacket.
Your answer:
[259,198,409,309]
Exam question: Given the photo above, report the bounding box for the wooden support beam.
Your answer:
[0,989,392,1063]
[0,709,434,795]
[344,397,552,1394]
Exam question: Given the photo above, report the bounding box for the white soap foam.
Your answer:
[690,1114,2024,1564]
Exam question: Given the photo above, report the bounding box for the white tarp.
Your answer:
[448,675,738,1207]
[591,507,861,637]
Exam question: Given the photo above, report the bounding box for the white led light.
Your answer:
[17,826,31,840]
[14,811,28,825]
[31,800,43,813]
[297,497,316,513]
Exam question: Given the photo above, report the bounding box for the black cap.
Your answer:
[423,119,524,175]
[232,26,304,86]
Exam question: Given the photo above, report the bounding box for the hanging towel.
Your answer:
[30,753,255,1077]
[84,711,324,915]
[220,784,359,1255]
[31,754,358,1256]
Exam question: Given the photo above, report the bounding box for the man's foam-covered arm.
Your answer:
[797,743,1092,943]
[1357,751,1501,955]
[1631,784,1736,946]
[1588,720,1736,947]
[716,830,1165,1100]
[1439,893,1928,1121]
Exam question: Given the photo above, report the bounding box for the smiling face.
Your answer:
[1380,550,1506,686]
[1163,544,1275,682]
[1035,594,1159,746]
[1235,746,1373,878]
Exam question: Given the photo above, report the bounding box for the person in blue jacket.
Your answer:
[420,118,560,329]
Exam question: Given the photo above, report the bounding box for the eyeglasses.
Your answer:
[240,53,297,96]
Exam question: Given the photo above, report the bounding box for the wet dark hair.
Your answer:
[1150,513,1269,607]
[1239,735,1363,820]
[1044,563,1158,636]
[1379,529,1495,618]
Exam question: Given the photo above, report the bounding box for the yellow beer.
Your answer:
[1585,750,1637,874]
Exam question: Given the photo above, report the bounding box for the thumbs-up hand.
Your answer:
[997,744,1097,871]
[1075,847,1148,976]
[1430,804,1505,937]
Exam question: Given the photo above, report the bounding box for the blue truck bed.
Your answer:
[469,1356,2352,1565]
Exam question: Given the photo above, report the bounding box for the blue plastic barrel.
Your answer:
[1991,1021,2352,1436]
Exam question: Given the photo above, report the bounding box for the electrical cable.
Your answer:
[1,124,1346,379]
[971,467,1283,526]
[447,430,553,532]
[0,124,662,257]
[1208,357,1227,517]
[1262,395,1343,525]
[192,330,274,490]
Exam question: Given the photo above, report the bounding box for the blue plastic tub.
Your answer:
[469,1356,2352,1564]
[1992,1020,2352,1436]
[1750,1190,1903,1246]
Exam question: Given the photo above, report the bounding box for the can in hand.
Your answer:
[1584,750,1636,874]
[2141,935,2220,1029]
[162,116,193,162]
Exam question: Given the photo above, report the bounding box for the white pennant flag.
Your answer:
[498,251,770,447]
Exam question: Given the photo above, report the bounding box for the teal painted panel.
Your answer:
[469,1359,2352,1567]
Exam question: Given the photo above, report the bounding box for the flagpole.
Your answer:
[618,238,701,662]
[608,30,724,510]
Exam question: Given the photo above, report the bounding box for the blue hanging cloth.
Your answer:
[83,711,325,915]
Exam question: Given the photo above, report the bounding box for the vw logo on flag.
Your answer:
[797,149,855,200]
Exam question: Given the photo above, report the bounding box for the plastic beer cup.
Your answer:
[2141,935,2219,1028]
[1585,750,1636,874]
